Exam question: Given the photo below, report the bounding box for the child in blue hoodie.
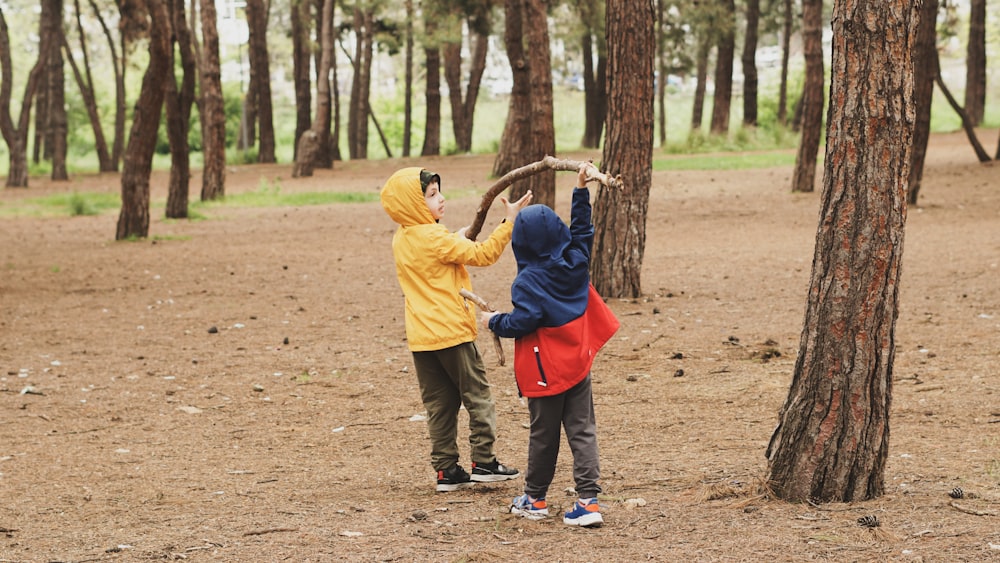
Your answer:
[480,164,619,527]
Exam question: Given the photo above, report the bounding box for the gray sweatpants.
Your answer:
[412,341,498,471]
[523,374,601,500]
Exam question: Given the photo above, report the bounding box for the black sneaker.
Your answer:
[470,460,520,482]
[436,465,473,492]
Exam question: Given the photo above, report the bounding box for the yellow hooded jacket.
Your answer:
[381,167,513,352]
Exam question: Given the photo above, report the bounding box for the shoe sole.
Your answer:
[436,482,474,492]
[471,472,520,482]
[510,508,549,520]
[564,513,604,527]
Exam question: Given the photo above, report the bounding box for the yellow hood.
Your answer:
[381,167,435,227]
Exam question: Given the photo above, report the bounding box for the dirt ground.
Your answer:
[1,131,998,562]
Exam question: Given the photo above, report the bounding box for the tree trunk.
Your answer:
[934,63,992,163]
[246,0,275,163]
[45,0,68,180]
[709,0,735,134]
[777,0,792,125]
[293,0,333,177]
[348,6,373,160]
[578,0,606,150]
[421,18,442,156]
[691,35,709,130]
[199,0,226,200]
[443,14,490,154]
[964,0,985,126]
[741,0,759,127]
[791,0,824,193]
[165,0,196,219]
[63,0,113,172]
[516,0,556,208]
[592,0,654,298]
[493,0,530,177]
[907,0,938,206]
[656,0,666,146]
[0,5,50,188]
[116,0,171,240]
[402,0,413,157]
[291,0,311,161]
[766,0,920,503]
[85,0,125,171]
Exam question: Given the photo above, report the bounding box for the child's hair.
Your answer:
[419,170,441,194]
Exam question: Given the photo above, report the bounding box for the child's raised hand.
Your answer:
[500,190,533,223]
[578,162,595,187]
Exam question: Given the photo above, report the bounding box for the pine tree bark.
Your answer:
[741,0,759,127]
[791,0,824,193]
[656,0,666,146]
[402,0,413,157]
[963,0,986,126]
[348,6,373,160]
[493,0,530,177]
[691,35,709,130]
[165,0,196,219]
[0,5,50,188]
[709,0,734,134]
[116,0,171,240]
[777,0,792,125]
[245,0,275,163]
[291,0,311,161]
[516,0,556,208]
[293,0,333,177]
[199,0,226,200]
[766,0,920,503]
[443,13,489,154]
[592,0,654,298]
[45,0,68,181]
[907,0,938,206]
[579,0,606,149]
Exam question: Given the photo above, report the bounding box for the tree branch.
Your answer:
[464,156,622,241]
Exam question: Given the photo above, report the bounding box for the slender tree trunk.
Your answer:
[493,0,530,177]
[791,0,824,193]
[165,0,196,219]
[709,0,735,134]
[0,5,50,188]
[421,18,442,156]
[592,0,654,298]
[85,0,125,170]
[293,0,333,177]
[741,0,759,127]
[246,0,274,162]
[329,9,340,163]
[777,0,792,125]
[116,0,171,240]
[443,14,489,154]
[964,0,986,126]
[402,0,413,157]
[767,0,920,503]
[691,35,709,130]
[348,6,373,160]
[934,62,991,163]
[199,0,226,200]
[33,70,47,164]
[45,0,68,180]
[656,0,666,146]
[291,0,311,161]
[907,0,938,206]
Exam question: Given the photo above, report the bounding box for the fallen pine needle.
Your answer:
[243,527,299,536]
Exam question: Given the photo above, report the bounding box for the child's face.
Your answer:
[424,181,445,220]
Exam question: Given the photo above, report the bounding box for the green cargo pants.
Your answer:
[412,341,498,471]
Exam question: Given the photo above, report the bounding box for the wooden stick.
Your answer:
[949,501,998,516]
[464,156,622,241]
[460,288,506,366]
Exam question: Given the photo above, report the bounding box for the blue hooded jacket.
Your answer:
[489,188,618,397]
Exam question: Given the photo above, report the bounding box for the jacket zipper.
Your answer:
[533,346,548,387]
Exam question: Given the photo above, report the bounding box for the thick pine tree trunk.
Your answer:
[709,0,735,134]
[907,0,938,206]
[421,41,441,156]
[791,0,824,193]
[291,0,311,161]
[766,0,920,503]
[0,5,49,188]
[741,0,759,127]
[517,0,556,208]
[245,0,274,163]
[656,0,666,146]
[199,0,226,201]
[493,0,530,177]
[592,0,654,298]
[165,0,196,219]
[46,0,68,181]
[116,0,171,240]
[964,0,986,126]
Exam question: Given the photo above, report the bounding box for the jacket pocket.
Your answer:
[532,346,549,388]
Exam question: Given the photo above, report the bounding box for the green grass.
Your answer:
[191,189,380,210]
[654,151,798,171]
[0,191,121,218]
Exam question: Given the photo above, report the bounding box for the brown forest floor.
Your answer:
[1,131,999,562]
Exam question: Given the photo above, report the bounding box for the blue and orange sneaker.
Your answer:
[563,497,603,527]
[510,494,549,520]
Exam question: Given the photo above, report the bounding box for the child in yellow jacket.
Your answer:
[381,167,532,491]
